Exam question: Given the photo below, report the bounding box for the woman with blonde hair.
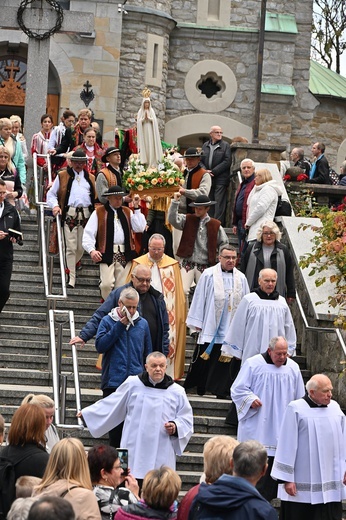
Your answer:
[0,145,22,205]
[10,115,29,163]
[240,220,296,302]
[245,168,281,242]
[115,466,181,519]
[21,393,59,453]
[34,438,101,520]
[177,436,239,520]
[0,117,26,184]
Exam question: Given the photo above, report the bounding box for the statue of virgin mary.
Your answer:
[136,89,163,168]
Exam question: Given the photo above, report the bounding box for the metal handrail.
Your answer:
[49,310,84,429]
[32,153,83,430]
[295,292,346,356]
[32,153,67,299]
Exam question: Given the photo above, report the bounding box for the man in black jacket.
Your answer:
[0,179,22,312]
[309,142,331,184]
[201,126,231,225]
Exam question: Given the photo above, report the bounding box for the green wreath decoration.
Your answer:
[17,0,64,41]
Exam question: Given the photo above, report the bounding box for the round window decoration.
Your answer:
[185,60,237,113]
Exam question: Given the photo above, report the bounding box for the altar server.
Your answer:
[271,374,346,520]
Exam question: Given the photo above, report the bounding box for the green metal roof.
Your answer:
[265,13,298,34]
[309,60,346,99]
[261,84,296,96]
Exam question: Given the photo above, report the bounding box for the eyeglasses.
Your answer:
[133,274,151,283]
[112,464,122,470]
[262,232,275,236]
[220,255,237,260]
[149,247,164,252]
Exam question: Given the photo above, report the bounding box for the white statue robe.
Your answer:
[271,398,346,504]
[221,292,296,364]
[186,265,249,344]
[82,375,193,478]
[231,354,305,456]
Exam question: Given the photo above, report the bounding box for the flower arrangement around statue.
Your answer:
[123,153,184,197]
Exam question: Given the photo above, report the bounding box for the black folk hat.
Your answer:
[70,149,88,162]
[181,147,202,158]
[189,195,216,207]
[103,185,127,197]
[102,146,121,163]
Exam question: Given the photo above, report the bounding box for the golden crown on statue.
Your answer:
[142,87,151,99]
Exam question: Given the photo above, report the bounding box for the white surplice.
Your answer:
[231,354,305,456]
[186,265,249,344]
[271,398,346,504]
[82,375,193,479]
[222,292,296,364]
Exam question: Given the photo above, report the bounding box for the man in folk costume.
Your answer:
[82,185,146,300]
[46,149,96,288]
[96,147,125,205]
[271,374,346,520]
[172,147,212,255]
[127,233,186,380]
[184,245,249,399]
[168,192,228,307]
[231,336,305,502]
[221,268,296,365]
[81,351,193,481]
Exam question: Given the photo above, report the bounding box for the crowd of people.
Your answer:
[1,103,346,520]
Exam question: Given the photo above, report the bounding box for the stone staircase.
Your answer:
[0,214,236,491]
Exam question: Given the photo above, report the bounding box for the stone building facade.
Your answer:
[1,0,345,166]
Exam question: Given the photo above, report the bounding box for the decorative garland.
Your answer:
[17,0,64,41]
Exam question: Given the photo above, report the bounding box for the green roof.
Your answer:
[265,13,298,34]
[309,60,346,99]
[261,84,296,96]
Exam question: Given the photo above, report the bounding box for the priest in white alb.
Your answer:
[271,374,346,520]
[127,233,186,380]
[81,352,193,480]
[222,268,296,365]
[231,336,305,501]
[184,245,249,398]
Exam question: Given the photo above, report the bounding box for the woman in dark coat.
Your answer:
[240,220,296,303]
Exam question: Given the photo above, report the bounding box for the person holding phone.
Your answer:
[95,286,152,447]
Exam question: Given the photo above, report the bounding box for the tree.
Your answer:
[311,0,346,74]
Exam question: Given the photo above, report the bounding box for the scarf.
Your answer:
[200,264,244,361]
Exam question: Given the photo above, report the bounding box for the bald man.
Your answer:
[272,374,346,520]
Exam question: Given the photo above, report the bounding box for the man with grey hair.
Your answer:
[231,336,305,501]
[94,285,152,447]
[189,440,277,519]
[127,233,186,380]
[272,374,346,520]
[232,158,255,256]
[81,351,193,480]
[222,268,296,365]
[201,125,231,225]
[290,147,311,176]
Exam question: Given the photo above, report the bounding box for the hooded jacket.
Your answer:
[188,475,277,520]
[245,180,282,242]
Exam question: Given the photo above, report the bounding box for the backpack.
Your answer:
[329,168,339,185]
[0,456,16,520]
[0,449,36,519]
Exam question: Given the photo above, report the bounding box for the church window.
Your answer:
[197,72,225,99]
[145,34,163,87]
[197,0,230,27]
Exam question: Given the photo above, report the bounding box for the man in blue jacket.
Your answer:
[95,285,152,447]
[189,440,277,520]
[70,264,169,356]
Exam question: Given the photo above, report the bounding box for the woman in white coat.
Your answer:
[245,169,281,242]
